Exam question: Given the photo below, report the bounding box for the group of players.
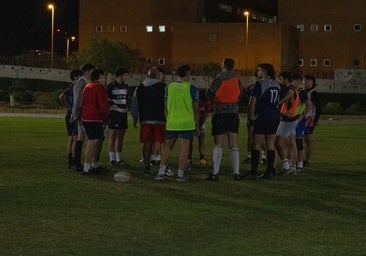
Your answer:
[59,60,320,181]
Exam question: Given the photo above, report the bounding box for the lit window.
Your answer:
[323,59,331,67]
[324,24,332,31]
[353,59,360,67]
[310,59,317,67]
[146,25,153,32]
[298,59,304,67]
[120,26,127,32]
[310,24,318,31]
[354,24,361,32]
[159,25,165,32]
[108,26,115,32]
[96,26,103,32]
[296,24,304,31]
[158,58,165,65]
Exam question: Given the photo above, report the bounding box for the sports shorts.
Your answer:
[253,116,279,135]
[166,130,195,141]
[140,123,166,143]
[83,121,104,140]
[276,120,298,137]
[211,113,239,136]
[109,111,128,130]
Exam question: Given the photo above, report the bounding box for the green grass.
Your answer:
[0,115,365,256]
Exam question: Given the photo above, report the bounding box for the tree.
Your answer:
[67,39,142,76]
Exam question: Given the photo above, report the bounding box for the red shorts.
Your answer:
[140,123,166,143]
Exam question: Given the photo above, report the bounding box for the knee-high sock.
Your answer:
[250,149,260,175]
[230,147,240,175]
[266,150,275,175]
[75,140,84,167]
[213,146,222,175]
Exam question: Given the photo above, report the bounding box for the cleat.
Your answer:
[206,173,219,181]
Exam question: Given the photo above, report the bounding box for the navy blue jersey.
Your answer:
[252,79,280,118]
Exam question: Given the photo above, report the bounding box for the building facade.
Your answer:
[78,0,366,78]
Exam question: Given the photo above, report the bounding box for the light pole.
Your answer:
[66,36,75,59]
[244,11,250,74]
[48,4,55,68]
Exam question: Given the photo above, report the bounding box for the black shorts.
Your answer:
[108,111,128,130]
[253,117,280,135]
[211,113,239,135]
[83,121,104,140]
[65,113,77,136]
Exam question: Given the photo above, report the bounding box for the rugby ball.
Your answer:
[113,171,130,183]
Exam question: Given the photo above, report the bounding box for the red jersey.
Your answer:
[81,81,109,122]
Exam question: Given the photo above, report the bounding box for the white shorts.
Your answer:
[276,120,298,137]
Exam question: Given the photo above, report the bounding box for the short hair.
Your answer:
[81,63,95,73]
[115,68,128,77]
[304,74,317,87]
[147,67,160,79]
[279,71,292,82]
[69,69,82,81]
[257,63,275,79]
[90,69,105,81]
[224,58,235,71]
[177,65,190,78]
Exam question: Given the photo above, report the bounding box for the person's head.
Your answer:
[90,69,105,82]
[292,74,303,87]
[115,68,129,84]
[177,65,190,79]
[147,67,160,79]
[81,63,95,74]
[223,58,235,71]
[70,69,82,82]
[257,63,275,80]
[279,71,292,86]
[304,74,316,89]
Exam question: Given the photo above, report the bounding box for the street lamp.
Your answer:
[244,11,250,73]
[66,36,76,59]
[48,4,55,68]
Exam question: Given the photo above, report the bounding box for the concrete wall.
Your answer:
[1,65,365,93]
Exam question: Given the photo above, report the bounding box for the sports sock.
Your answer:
[297,161,303,168]
[250,150,260,175]
[266,150,275,175]
[109,152,115,162]
[177,169,184,177]
[158,165,166,176]
[230,147,240,175]
[116,152,121,162]
[75,140,84,167]
[282,159,290,170]
[83,162,91,172]
[261,150,266,160]
[212,146,222,175]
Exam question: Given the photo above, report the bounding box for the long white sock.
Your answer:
[230,147,240,175]
[116,152,121,162]
[178,169,184,177]
[83,162,91,172]
[213,146,222,175]
[109,152,115,162]
[282,159,290,170]
[158,165,166,176]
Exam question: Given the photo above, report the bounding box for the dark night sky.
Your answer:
[0,0,276,55]
[0,0,79,55]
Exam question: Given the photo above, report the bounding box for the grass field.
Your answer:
[0,115,365,256]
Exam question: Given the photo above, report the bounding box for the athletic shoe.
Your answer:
[81,170,92,175]
[154,174,164,181]
[199,158,207,166]
[277,168,289,176]
[303,160,310,167]
[296,167,304,173]
[110,160,116,165]
[257,173,272,180]
[241,172,257,180]
[144,166,153,176]
[176,176,188,182]
[164,166,174,176]
[283,169,295,176]
[206,173,219,181]
[260,158,266,164]
[233,173,241,181]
